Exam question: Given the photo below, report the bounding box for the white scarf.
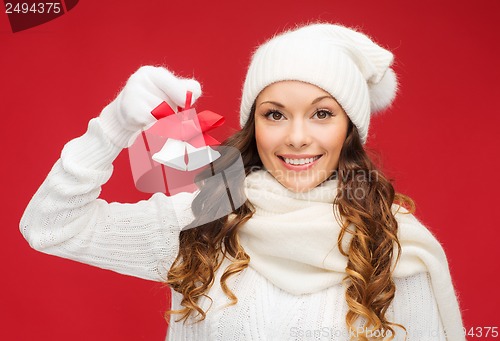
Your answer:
[236,170,464,340]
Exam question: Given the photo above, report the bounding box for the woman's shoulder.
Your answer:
[390,203,439,241]
[390,203,450,278]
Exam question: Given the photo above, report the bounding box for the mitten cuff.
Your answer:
[98,101,141,148]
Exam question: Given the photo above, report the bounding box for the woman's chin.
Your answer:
[277,177,321,193]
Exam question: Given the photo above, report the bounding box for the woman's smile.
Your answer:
[277,154,323,170]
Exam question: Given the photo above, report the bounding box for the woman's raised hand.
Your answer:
[99,65,202,148]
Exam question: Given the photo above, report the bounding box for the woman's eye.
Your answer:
[264,110,285,121]
[313,109,334,120]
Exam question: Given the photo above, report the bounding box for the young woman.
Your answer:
[20,23,465,340]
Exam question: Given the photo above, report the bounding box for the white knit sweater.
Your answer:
[20,116,464,341]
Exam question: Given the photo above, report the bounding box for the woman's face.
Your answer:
[254,81,350,192]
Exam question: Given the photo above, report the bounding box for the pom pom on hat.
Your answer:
[239,23,398,144]
[369,67,398,114]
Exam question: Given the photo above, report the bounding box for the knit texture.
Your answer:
[20,116,462,340]
[239,170,465,340]
[20,117,195,281]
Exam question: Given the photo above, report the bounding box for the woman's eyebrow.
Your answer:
[259,96,334,108]
[311,95,334,104]
[259,101,285,108]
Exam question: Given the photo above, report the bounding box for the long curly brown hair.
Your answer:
[164,104,415,340]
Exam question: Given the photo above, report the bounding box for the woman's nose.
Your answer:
[285,120,312,148]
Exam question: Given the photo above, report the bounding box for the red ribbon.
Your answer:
[149,92,225,148]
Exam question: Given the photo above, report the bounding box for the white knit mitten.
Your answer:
[98,65,202,148]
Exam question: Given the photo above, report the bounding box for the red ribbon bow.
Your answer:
[148,91,225,148]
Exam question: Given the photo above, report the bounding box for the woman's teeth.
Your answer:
[283,156,321,165]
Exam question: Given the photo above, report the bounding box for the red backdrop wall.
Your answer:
[1,1,499,340]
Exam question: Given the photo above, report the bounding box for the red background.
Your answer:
[1,1,499,340]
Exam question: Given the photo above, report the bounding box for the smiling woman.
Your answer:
[20,22,465,341]
[254,81,350,192]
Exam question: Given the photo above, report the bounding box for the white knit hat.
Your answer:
[239,23,397,144]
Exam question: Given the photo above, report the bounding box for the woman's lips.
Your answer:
[277,154,322,171]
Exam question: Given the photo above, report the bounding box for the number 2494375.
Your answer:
[5,2,62,14]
